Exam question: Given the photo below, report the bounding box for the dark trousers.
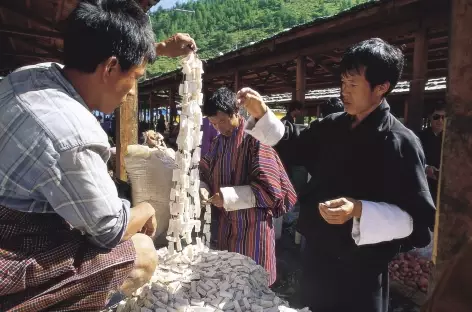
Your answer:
[210,205,220,248]
[428,178,438,206]
[300,240,389,312]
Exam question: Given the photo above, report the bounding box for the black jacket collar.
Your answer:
[347,99,391,132]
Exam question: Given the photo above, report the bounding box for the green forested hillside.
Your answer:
[147,0,370,77]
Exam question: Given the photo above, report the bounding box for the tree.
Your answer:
[146,0,371,77]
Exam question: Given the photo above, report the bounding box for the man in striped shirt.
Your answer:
[199,87,297,286]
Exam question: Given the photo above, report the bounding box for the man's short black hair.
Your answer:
[430,100,446,115]
[321,97,344,117]
[203,87,238,117]
[64,0,157,73]
[339,38,404,96]
[287,100,303,113]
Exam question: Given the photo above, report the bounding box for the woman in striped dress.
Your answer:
[199,87,297,286]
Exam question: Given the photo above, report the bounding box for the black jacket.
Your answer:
[274,114,299,170]
[278,100,436,266]
[419,127,443,200]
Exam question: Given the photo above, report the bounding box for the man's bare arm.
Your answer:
[120,202,155,242]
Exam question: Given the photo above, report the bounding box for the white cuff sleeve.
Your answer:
[352,201,413,246]
[220,185,255,211]
[244,110,285,146]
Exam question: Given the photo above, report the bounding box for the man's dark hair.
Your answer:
[321,97,344,117]
[339,38,404,96]
[64,0,156,73]
[203,87,238,117]
[287,100,303,113]
[430,100,446,115]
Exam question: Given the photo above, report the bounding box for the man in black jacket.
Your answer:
[275,101,305,225]
[238,38,436,312]
[275,100,303,168]
[419,102,445,204]
[297,97,345,246]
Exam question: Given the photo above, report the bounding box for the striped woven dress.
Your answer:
[200,117,297,285]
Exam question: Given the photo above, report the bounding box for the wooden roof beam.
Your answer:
[0,26,62,40]
[55,0,66,24]
[0,2,61,31]
[311,56,338,76]
[265,64,296,88]
[14,37,63,58]
[321,54,342,63]
[305,57,319,77]
[1,51,57,60]
[405,24,428,132]
[0,9,17,53]
[268,71,294,88]
[318,63,337,76]
[205,17,447,79]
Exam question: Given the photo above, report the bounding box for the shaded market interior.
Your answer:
[1,0,471,308]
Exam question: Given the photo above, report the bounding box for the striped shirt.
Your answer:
[0,62,129,249]
[200,117,297,285]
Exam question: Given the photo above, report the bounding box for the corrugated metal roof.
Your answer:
[264,77,446,104]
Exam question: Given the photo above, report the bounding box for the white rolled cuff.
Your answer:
[244,110,284,146]
[220,185,255,211]
[352,201,413,246]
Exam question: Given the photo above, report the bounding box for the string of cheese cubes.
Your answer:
[167,53,211,254]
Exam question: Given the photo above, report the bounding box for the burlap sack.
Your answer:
[124,144,176,246]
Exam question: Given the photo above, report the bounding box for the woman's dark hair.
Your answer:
[339,38,404,96]
[203,87,238,117]
[321,97,344,117]
[64,0,156,73]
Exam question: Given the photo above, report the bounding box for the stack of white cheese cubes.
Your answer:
[111,53,311,312]
[167,53,211,254]
[114,245,310,312]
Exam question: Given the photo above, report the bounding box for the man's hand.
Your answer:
[121,202,156,242]
[426,165,439,180]
[319,197,362,225]
[200,187,210,205]
[141,213,157,237]
[236,87,268,119]
[155,33,197,58]
[210,192,224,208]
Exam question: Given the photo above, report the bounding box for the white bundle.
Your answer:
[167,53,210,253]
[114,246,312,312]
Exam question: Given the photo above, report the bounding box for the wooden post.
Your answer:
[234,71,249,118]
[115,80,138,181]
[433,0,472,282]
[149,94,154,130]
[402,99,409,125]
[406,25,428,133]
[169,88,176,124]
[234,71,241,92]
[295,56,306,124]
